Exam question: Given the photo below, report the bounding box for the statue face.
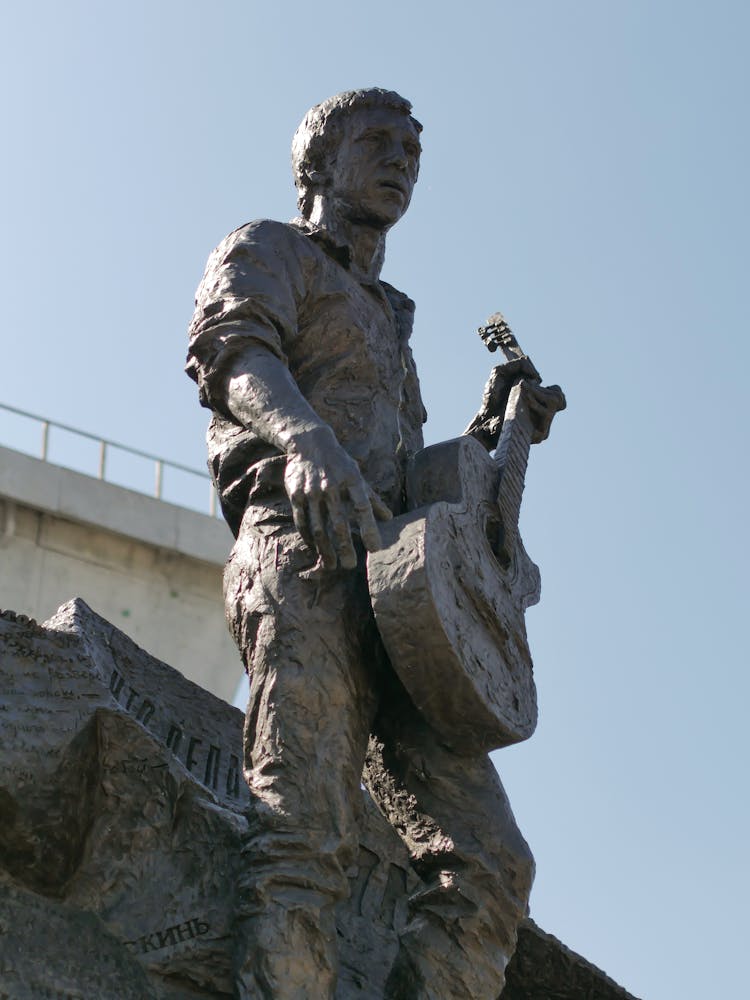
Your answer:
[325,107,421,229]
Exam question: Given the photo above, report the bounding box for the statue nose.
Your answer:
[387,151,408,172]
[384,141,409,169]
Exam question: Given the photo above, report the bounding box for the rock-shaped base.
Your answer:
[0,601,638,999]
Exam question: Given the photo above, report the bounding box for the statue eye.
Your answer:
[359,130,385,146]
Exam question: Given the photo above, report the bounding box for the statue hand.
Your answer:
[524,382,567,443]
[465,360,564,450]
[464,361,532,451]
[284,426,392,570]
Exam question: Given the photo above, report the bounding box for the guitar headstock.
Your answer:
[478,312,526,363]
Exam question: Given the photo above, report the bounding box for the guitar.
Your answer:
[367,313,565,754]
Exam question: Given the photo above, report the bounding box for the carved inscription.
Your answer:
[166,723,182,754]
[346,848,409,931]
[186,735,202,772]
[1,603,249,812]
[226,753,241,798]
[125,916,210,955]
[204,744,220,788]
[109,670,242,800]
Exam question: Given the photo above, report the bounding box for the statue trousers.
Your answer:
[223,505,534,999]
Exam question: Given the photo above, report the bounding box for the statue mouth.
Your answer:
[379,179,407,196]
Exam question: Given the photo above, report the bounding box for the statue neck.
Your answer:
[307,199,386,283]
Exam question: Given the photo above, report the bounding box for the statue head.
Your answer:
[291,88,422,227]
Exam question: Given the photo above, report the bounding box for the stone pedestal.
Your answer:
[0,601,638,999]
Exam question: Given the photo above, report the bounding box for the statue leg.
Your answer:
[364,672,534,1000]
[224,523,377,1000]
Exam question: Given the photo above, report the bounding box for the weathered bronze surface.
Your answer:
[185,89,564,997]
[0,603,639,1000]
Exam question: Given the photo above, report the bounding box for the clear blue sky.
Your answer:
[2,3,748,996]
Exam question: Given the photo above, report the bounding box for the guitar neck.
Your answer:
[477,313,538,564]
[494,378,535,563]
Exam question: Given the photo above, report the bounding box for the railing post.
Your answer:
[98,441,107,480]
[209,485,217,517]
[41,421,50,461]
[155,460,163,499]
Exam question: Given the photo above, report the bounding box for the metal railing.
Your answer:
[0,401,218,517]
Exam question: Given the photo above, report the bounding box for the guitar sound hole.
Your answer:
[485,514,510,570]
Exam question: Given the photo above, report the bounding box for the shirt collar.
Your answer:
[289,216,413,344]
[289,216,353,269]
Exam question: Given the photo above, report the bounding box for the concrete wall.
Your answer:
[0,444,242,703]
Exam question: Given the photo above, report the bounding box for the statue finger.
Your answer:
[349,482,383,552]
[368,488,393,522]
[290,489,313,548]
[324,486,357,570]
[308,496,337,569]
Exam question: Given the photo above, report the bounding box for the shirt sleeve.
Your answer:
[185,220,307,414]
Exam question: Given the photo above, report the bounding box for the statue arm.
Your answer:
[221,344,391,570]
[186,221,391,568]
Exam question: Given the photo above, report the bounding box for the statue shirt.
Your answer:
[186,218,426,537]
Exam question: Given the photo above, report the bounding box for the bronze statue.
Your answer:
[187,88,563,999]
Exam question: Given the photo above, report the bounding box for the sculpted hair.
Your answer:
[291,88,422,218]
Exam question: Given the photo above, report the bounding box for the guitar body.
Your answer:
[367,434,541,755]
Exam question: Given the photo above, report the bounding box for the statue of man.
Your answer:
[186,88,534,1000]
